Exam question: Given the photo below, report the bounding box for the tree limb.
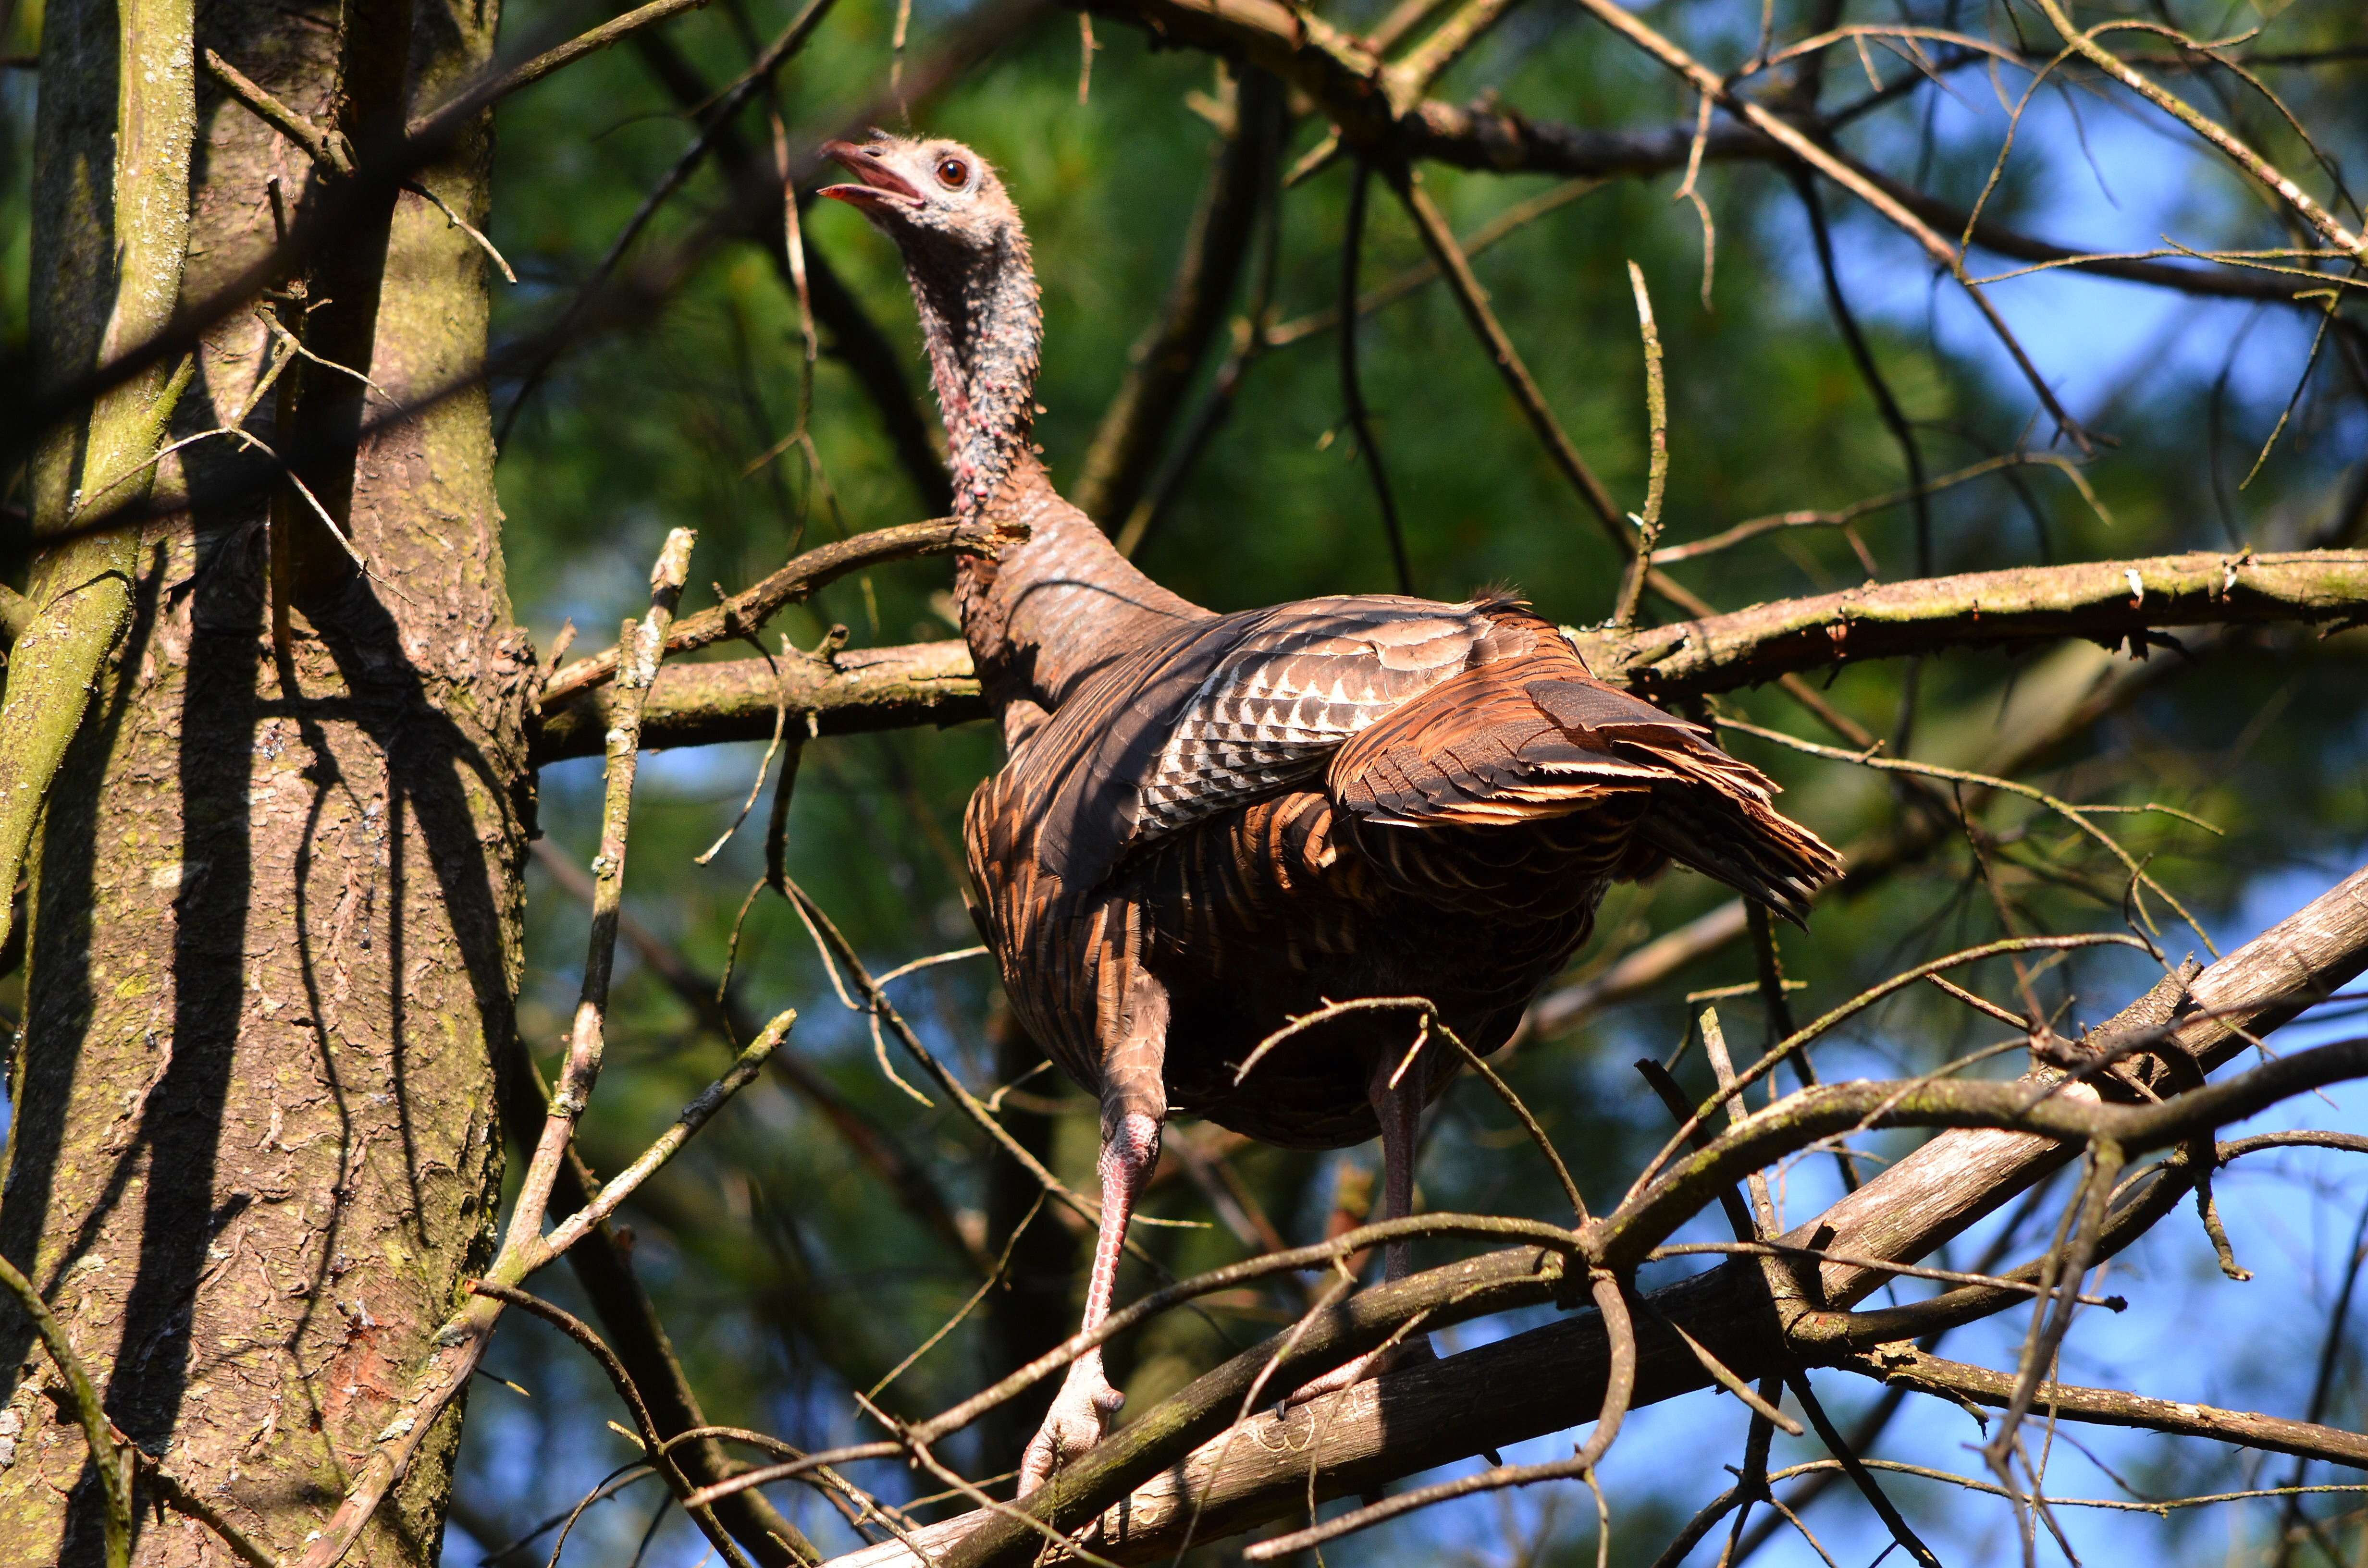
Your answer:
[815,857,2368,1566]
[1831,1345,2368,1469]
[1579,549,2368,699]
[539,517,992,711]
[531,637,982,764]
[553,550,2368,761]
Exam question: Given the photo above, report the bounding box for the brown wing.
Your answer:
[1328,643,1842,922]
[1129,596,1536,845]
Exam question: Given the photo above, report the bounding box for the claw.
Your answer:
[1018,1354,1125,1495]
[1280,1333,1437,1411]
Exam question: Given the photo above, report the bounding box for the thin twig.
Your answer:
[1239,1269,1639,1559]
[1560,0,2093,448]
[1380,159,1633,557]
[541,518,979,710]
[407,0,721,143]
[469,1283,757,1568]
[203,47,355,174]
[0,1252,131,1568]
[2029,0,2365,258]
[1610,260,1667,628]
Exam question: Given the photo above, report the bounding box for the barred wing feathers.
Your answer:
[1130,596,1523,844]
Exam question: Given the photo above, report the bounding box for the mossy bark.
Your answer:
[0,0,527,1561]
[0,0,197,957]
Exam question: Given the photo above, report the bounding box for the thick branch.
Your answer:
[820,858,2368,1567]
[1579,549,2368,699]
[531,638,982,763]
[568,550,2367,760]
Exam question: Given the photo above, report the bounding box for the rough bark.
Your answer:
[0,0,527,1563]
[1582,550,2368,698]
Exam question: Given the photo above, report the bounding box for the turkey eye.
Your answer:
[935,157,969,188]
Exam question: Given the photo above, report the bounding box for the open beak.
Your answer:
[818,140,924,211]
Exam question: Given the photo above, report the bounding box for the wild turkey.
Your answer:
[820,134,1842,1494]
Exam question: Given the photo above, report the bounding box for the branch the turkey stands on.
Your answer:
[794,857,2368,1567]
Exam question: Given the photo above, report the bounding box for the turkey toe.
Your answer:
[1018,1360,1125,1496]
[1281,1334,1438,1410]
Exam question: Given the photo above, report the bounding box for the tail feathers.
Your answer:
[1634,780,1839,924]
[1327,654,1843,920]
[1527,675,1841,920]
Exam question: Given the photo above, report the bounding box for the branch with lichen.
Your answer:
[539,517,994,710]
[1576,549,2368,698]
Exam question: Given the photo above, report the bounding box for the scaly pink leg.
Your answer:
[1283,1055,1438,1408]
[1017,1109,1159,1495]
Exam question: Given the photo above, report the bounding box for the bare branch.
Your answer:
[203,47,355,175]
[541,517,992,711]
[2028,0,2363,259]
[469,1283,761,1568]
[491,1041,822,1567]
[819,858,2368,1567]
[1073,71,1281,526]
[1580,549,2368,699]
[1382,159,1631,553]
[1341,159,1416,593]
[534,639,982,763]
[405,0,719,146]
[1837,1344,2368,1470]
[577,548,2368,764]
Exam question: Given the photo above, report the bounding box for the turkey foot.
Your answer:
[1280,1333,1436,1410]
[1019,1352,1125,1495]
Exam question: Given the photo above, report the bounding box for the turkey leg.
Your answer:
[1281,1051,1439,1408]
[1017,971,1170,1497]
[1016,1108,1157,1495]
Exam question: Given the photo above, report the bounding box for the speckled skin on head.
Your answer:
[820,135,1201,740]
[820,134,1842,1501]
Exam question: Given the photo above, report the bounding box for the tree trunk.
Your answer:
[0,0,525,1560]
